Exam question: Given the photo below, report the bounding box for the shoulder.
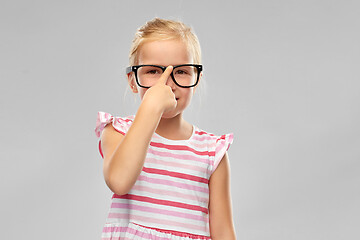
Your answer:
[194,127,233,144]
[112,114,135,134]
[193,127,217,140]
[94,111,135,159]
[194,126,234,176]
[95,111,134,138]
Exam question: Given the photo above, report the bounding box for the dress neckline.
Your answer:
[153,125,196,142]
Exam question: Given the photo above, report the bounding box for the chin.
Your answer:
[161,110,182,119]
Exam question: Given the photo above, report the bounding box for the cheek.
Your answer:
[181,89,194,102]
[139,88,147,100]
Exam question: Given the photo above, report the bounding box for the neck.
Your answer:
[157,112,183,132]
[155,113,192,140]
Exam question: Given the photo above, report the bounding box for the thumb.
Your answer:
[156,65,173,85]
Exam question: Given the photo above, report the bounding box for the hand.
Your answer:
[141,66,177,115]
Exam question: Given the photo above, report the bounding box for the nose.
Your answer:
[165,73,176,89]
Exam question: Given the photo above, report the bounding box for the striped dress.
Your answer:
[95,111,234,240]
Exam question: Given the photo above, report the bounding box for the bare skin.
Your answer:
[101,66,177,195]
[209,152,237,239]
[100,39,236,239]
[131,40,196,140]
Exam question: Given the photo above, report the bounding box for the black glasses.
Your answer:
[126,64,203,88]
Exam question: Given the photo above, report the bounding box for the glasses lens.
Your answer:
[137,65,198,87]
[137,66,164,87]
[173,65,198,87]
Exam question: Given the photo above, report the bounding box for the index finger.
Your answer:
[156,65,173,85]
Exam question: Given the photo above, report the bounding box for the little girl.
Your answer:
[95,18,236,240]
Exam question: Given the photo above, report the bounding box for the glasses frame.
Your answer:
[126,64,203,88]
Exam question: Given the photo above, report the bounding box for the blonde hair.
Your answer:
[129,18,202,66]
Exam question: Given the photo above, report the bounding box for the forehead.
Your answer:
[138,39,193,66]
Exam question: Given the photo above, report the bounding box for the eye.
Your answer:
[175,69,188,75]
[146,68,161,74]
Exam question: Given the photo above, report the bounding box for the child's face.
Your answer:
[129,39,201,119]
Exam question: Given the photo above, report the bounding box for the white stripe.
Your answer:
[108,203,207,225]
[128,184,209,207]
[144,159,209,179]
[110,194,208,216]
[138,170,209,193]
[146,149,213,167]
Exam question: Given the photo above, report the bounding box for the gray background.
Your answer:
[1,0,359,239]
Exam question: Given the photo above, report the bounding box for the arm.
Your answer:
[101,102,162,195]
[209,152,237,240]
[101,66,176,195]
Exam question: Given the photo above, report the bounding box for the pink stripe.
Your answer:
[125,226,168,240]
[108,212,130,218]
[111,202,208,222]
[102,223,210,240]
[117,117,133,123]
[113,194,208,214]
[192,135,215,141]
[227,133,234,150]
[191,141,217,149]
[146,157,208,174]
[99,140,104,159]
[215,141,226,152]
[132,223,211,240]
[95,112,114,138]
[98,130,125,158]
[195,130,215,136]
[102,225,127,233]
[150,142,215,157]
[142,167,209,184]
[111,127,125,135]
[151,129,215,145]
[147,148,211,165]
[107,213,208,232]
[138,175,209,193]
[109,225,187,240]
[131,184,209,203]
[215,134,233,152]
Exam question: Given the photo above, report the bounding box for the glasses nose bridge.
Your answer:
[160,66,176,86]
[166,73,176,87]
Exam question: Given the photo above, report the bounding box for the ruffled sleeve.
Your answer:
[211,133,234,175]
[94,111,134,158]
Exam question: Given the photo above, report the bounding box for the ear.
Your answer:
[127,72,138,93]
